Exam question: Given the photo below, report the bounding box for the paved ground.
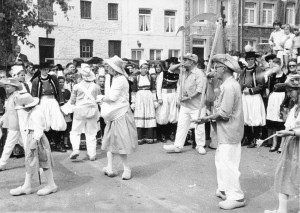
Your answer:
[0,141,299,213]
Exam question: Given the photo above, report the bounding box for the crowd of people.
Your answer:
[0,19,298,212]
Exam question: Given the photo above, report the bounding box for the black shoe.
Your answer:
[161,134,166,143]
[170,132,175,142]
[247,140,257,148]
[241,137,249,146]
[277,148,282,154]
[55,144,67,153]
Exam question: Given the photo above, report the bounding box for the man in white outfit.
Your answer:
[195,54,245,210]
[163,53,207,154]
[69,64,101,161]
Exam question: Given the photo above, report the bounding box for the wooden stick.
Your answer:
[179,30,185,99]
[197,18,223,119]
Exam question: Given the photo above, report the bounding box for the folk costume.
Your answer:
[69,65,101,160]
[10,93,57,196]
[0,78,23,170]
[31,73,66,132]
[239,51,266,147]
[266,73,287,131]
[156,68,179,141]
[131,68,157,144]
[98,56,137,180]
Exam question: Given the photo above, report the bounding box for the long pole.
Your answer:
[179,30,185,99]
[197,18,223,119]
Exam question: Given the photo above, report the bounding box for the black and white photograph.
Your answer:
[0,0,299,212]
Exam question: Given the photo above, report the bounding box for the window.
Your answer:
[81,1,91,19]
[262,3,274,26]
[244,40,257,51]
[139,9,151,32]
[168,50,180,58]
[38,0,53,21]
[132,50,143,60]
[150,49,162,60]
[108,40,121,57]
[244,2,256,24]
[165,11,176,33]
[286,3,295,26]
[193,0,206,16]
[108,3,118,20]
[80,40,93,58]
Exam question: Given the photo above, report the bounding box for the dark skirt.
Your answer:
[137,127,157,144]
[266,120,285,131]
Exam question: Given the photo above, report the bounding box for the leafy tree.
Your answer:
[0,0,71,68]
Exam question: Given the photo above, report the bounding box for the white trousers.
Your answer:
[174,106,206,148]
[70,116,98,158]
[215,143,244,200]
[17,109,28,149]
[0,130,23,167]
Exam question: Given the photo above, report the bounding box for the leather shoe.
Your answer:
[122,168,132,180]
[103,167,118,177]
[247,141,257,148]
[241,137,249,146]
[219,199,245,210]
[69,150,80,160]
[163,144,181,153]
[55,145,67,153]
[215,189,226,200]
[37,185,58,196]
[0,164,5,171]
[10,186,33,196]
[269,146,278,152]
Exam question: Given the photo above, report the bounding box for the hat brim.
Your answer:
[105,59,128,78]
[265,54,277,62]
[212,54,242,74]
[15,97,40,110]
[0,79,23,91]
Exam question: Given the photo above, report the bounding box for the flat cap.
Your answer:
[212,54,241,74]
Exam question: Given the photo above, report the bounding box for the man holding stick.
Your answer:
[194,54,245,210]
[163,53,207,154]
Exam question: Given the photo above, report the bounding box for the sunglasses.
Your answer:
[289,65,296,67]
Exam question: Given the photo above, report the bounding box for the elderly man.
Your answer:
[7,45,28,67]
[163,53,207,154]
[195,54,245,210]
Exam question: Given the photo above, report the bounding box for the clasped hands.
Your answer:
[191,116,210,124]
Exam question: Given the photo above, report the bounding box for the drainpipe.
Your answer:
[240,0,243,52]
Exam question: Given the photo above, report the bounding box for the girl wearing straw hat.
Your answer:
[97,55,137,180]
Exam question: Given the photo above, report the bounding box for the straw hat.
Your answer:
[212,54,242,74]
[79,64,96,82]
[105,56,128,77]
[0,78,23,91]
[15,93,39,109]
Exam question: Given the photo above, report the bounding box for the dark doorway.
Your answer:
[39,38,55,65]
[108,40,121,57]
[192,47,204,59]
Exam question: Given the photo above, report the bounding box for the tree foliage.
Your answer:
[0,0,71,67]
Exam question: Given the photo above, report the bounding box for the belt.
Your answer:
[162,89,176,94]
[41,95,55,99]
[138,87,150,90]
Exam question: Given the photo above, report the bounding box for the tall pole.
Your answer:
[197,18,223,119]
[179,30,185,99]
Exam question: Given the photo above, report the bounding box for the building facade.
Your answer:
[184,0,240,60]
[19,0,184,65]
[240,0,300,53]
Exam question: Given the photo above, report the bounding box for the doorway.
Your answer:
[39,38,55,65]
[192,47,204,59]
